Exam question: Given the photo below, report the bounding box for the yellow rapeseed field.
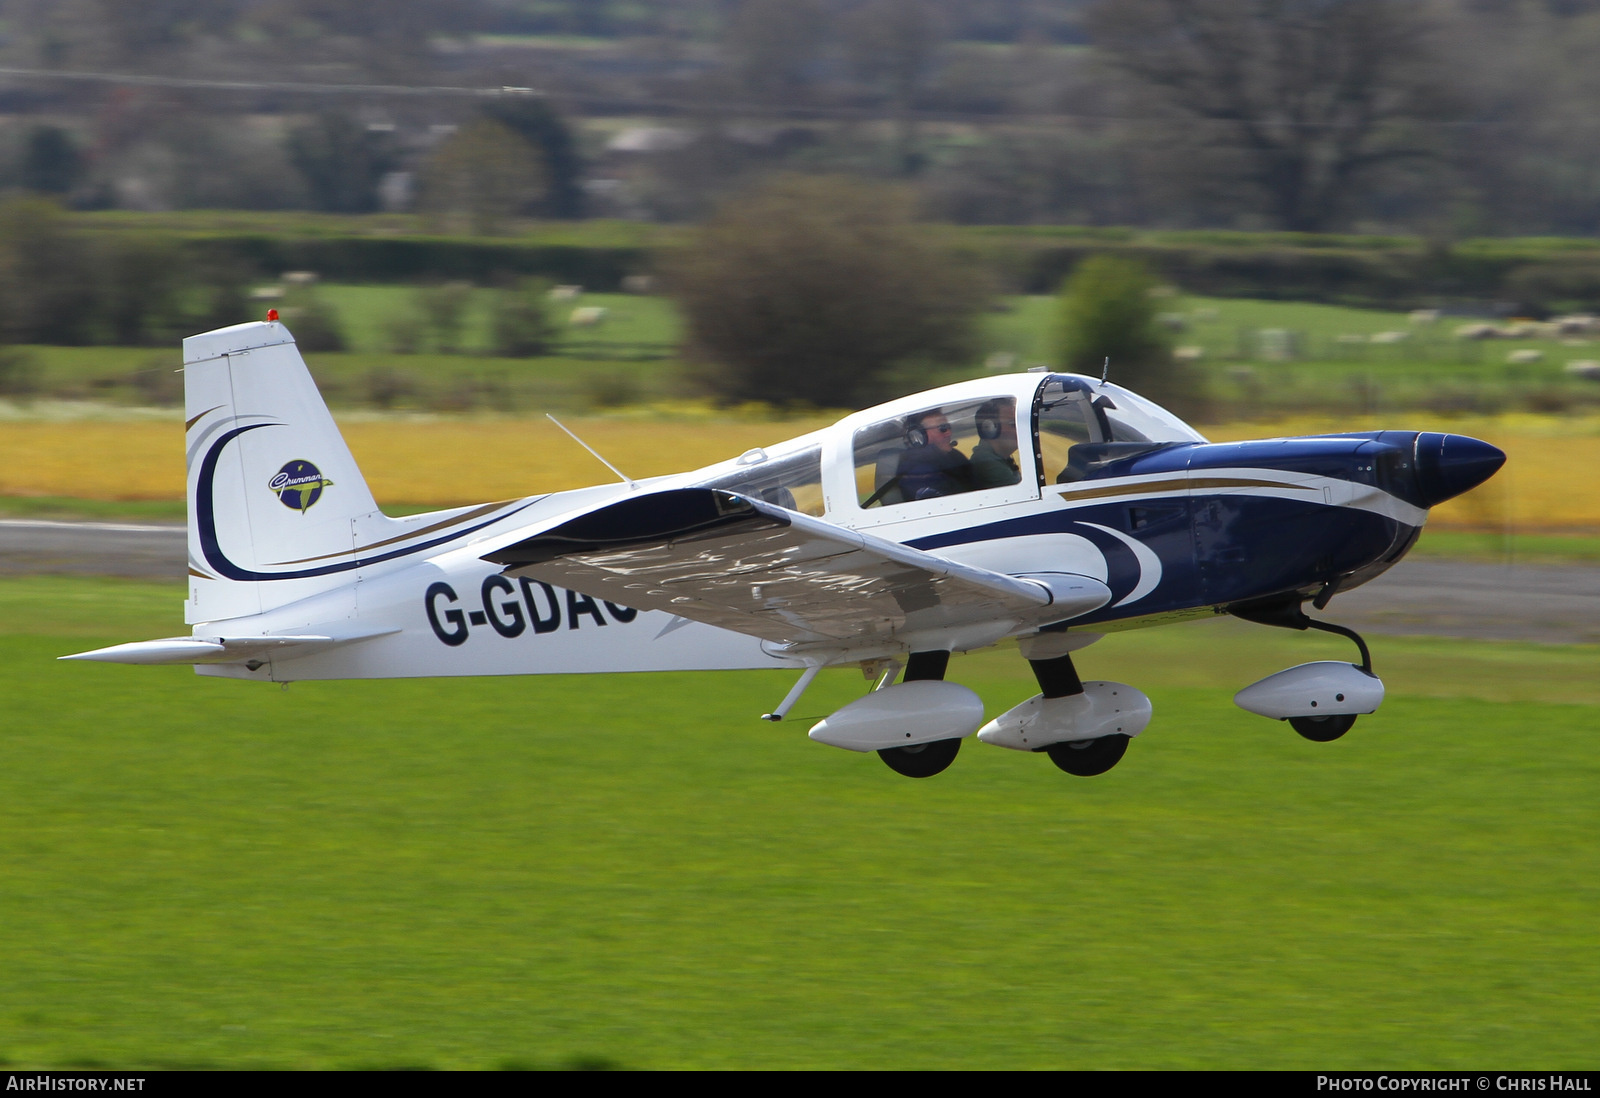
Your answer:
[2,410,1595,532]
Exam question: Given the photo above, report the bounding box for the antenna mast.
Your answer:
[546,414,638,491]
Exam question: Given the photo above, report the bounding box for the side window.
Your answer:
[853,398,1022,508]
[700,448,824,516]
[1036,384,1103,484]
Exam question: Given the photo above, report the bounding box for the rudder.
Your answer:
[184,320,381,624]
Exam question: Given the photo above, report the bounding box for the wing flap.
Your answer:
[483,488,1107,649]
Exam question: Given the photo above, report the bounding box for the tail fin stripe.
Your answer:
[264,499,533,567]
[186,413,280,472]
[186,405,223,431]
[198,424,536,581]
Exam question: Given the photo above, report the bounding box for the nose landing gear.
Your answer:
[1229,597,1383,741]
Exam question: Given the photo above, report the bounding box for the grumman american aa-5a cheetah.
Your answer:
[66,319,1505,779]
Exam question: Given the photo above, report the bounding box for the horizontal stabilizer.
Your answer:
[61,626,399,666]
[484,488,1109,651]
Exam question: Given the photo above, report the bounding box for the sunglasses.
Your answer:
[928,424,953,433]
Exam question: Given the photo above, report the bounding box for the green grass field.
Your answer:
[313,286,682,359]
[2,576,1596,1069]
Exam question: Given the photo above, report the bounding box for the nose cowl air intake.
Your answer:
[1412,433,1506,508]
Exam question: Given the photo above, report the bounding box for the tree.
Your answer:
[289,113,392,214]
[721,0,828,106]
[1089,0,1445,231]
[481,100,584,219]
[419,119,546,236]
[0,196,98,345]
[1056,255,1199,414]
[670,175,985,408]
[21,126,83,196]
[844,0,946,174]
[490,280,558,357]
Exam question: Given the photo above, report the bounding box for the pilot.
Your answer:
[969,398,1021,489]
[896,409,973,500]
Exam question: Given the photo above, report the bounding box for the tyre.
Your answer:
[1289,713,1356,742]
[877,737,961,778]
[1045,733,1129,776]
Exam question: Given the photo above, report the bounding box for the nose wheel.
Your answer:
[1230,596,1381,743]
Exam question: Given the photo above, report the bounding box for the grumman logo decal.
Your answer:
[269,459,334,513]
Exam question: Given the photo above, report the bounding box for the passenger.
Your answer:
[896,409,973,500]
[969,398,1021,488]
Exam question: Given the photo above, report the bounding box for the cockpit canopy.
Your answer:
[693,373,1205,516]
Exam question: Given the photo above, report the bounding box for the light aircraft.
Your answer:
[65,319,1506,779]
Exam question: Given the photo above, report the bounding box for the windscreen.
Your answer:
[1034,374,1205,483]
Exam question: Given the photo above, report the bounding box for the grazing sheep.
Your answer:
[1506,349,1544,365]
[1257,328,1293,361]
[1408,309,1440,325]
[1173,345,1205,362]
[569,306,608,327]
[1564,360,1600,380]
[548,285,584,301]
[621,274,656,294]
[1370,331,1409,344]
[1455,323,1499,340]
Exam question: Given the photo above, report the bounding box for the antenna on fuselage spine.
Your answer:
[1101,356,1110,386]
[546,413,639,491]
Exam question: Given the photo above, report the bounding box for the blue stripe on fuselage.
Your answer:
[908,490,1411,627]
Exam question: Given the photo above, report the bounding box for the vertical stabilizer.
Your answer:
[184,321,380,624]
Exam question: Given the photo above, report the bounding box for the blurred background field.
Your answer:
[2,406,1594,559]
[4,285,1600,561]
[8,291,1600,416]
[2,575,1596,1069]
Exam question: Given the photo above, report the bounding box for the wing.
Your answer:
[482,488,1109,651]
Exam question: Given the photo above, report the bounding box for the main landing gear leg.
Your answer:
[876,650,961,778]
[1029,651,1130,776]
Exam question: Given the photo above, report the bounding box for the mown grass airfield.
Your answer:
[2,576,1594,1069]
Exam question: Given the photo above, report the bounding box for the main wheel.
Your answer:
[1045,734,1129,776]
[878,737,961,778]
[1289,713,1356,742]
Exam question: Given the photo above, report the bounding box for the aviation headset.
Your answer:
[974,400,1006,441]
[904,411,938,447]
